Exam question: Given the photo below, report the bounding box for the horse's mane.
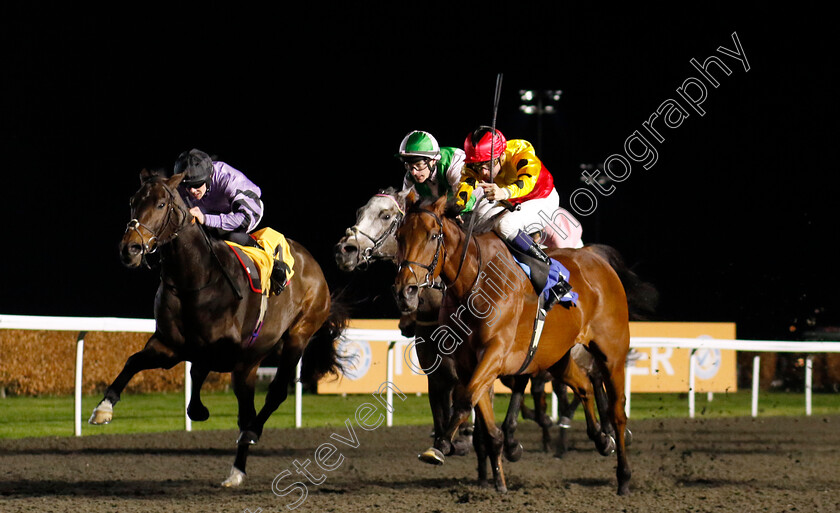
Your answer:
[408,197,499,235]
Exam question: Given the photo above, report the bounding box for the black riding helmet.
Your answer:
[175,149,213,189]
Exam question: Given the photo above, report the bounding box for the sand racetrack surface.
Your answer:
[1,415,838,513]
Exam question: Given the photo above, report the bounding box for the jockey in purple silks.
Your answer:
[175,148,288,294]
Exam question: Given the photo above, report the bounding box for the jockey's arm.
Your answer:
[502,150,541,200]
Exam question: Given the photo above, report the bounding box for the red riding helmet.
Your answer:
[463,126,507,163]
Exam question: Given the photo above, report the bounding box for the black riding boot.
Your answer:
[271,260,289,295]
[511,230,572,312]
[543,279,573,311]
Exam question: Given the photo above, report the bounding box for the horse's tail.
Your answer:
[584,243,660,321]
[300,289,353,384]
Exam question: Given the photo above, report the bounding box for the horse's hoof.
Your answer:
[221,466,246,488]
[600,435,616,456]
[236,430,260,446]
[451,436,472,456]
[557,416,572,429]
[418,447,445,465]
[625,428,633,446]
[88,400,113,425]
[504,441,523,462]
[187,404,210,422]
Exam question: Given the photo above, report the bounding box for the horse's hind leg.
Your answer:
[223,365,259,487]
[598,349,631,495]
[552,356,614,457]
[187,363,211,422]
[252,334,306,438]
[89,336,180,425]
[530,372,554,452]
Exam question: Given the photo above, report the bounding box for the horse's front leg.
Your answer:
[252,332,306,438]
[434,343,505,466]
[89,336,180,425]
[500,374,528,462]
[474,391,507,493]
[223,365,258,488]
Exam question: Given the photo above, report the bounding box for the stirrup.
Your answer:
[543,280,572,312]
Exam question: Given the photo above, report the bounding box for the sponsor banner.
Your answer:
[317,320,737,394]
[628,322,737,393]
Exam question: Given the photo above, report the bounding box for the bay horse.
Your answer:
[393,194,632,495]
[89,168,347,487]
[334,189,635,461]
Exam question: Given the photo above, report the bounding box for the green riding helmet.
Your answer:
[396,130,441,160]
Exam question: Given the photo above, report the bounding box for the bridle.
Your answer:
[350,193,404,268]
[124,181,190,269]
[396,208,447,292]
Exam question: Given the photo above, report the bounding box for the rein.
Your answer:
[397,209,446,293]
[125,182,190,269]
[399,209,482,294]
[126,180,243,300]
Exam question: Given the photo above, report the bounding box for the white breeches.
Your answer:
[472,188,584,248]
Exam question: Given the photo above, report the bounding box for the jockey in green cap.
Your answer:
[397,130,476,210]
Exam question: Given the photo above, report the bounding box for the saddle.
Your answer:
[225,228,295,347]
[504,239,578,306]
[225,227,295,296]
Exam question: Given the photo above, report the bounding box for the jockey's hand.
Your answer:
[189,207,205,225]
[478,182,510,201]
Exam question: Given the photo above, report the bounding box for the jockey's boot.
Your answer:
[511,230,572,312]
[270,252,290,296]
[511,230,550,265]
[543,279,573,312]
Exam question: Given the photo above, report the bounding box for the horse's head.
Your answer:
[120,168,191,268]
[334,188,411,271]
[393,194,449,313]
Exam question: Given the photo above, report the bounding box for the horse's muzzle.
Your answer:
[333,238,359,272]
[393,283,420,313]
[119,239,144,268]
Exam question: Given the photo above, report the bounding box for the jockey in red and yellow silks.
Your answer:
[456,138,555,209]
[455,127,581,311]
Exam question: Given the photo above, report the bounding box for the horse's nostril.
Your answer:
[342,243,358,255]
[405,285,419,297]
[128,243,142,255]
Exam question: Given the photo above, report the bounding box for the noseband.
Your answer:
[125,181,190,268]
[350,193,404,267]
[397,209,446,292]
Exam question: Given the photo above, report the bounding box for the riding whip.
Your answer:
[456,73,504,281]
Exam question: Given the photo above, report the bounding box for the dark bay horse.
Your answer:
[394,195,632,495]
[90,168,347,487]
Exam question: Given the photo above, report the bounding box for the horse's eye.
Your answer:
[157,202,166,209]
[382,214,391,221]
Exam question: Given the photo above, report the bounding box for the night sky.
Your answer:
[1,4,836,341]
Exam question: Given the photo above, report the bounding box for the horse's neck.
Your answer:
[441,220,482,299]
[160,224,218,287]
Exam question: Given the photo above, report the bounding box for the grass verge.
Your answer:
[1,388,837,440]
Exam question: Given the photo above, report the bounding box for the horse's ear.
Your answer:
[403,188,418,209]
[139,168,156,183]
[168,172,186,189]
[139,167,168,183]
[432,194,448,215]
